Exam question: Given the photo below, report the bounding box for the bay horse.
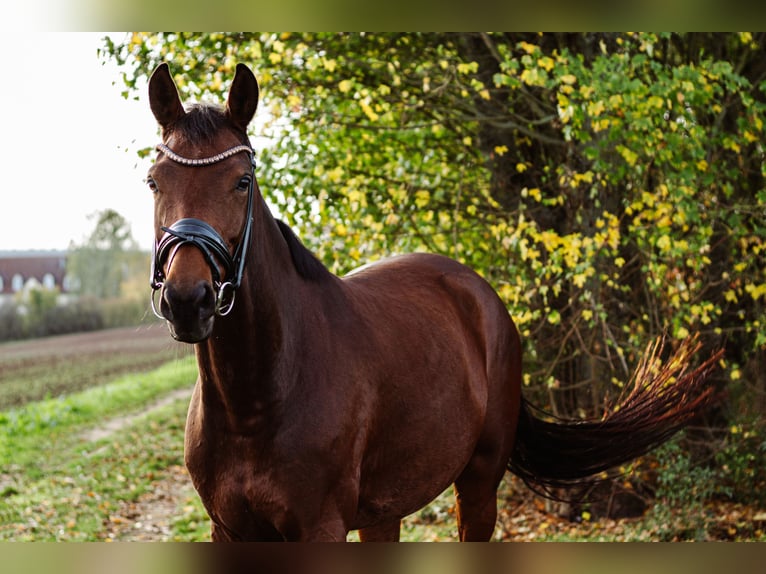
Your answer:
[146,63,721,541]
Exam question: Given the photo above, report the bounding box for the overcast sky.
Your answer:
[1,32,159,252]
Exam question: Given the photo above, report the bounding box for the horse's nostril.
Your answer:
[163,281,216,322]
[196,282,216,318]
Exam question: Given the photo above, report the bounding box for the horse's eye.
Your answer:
[236,176,251,192]
[146,177,158,193]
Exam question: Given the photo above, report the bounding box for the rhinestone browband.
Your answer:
[156,143,254,166]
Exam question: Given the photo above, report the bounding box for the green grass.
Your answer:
[1,357,197,463]
[0,357,198,541]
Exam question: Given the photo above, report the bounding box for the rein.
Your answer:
[150,142,256,318]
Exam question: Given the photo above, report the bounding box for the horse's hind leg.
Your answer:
[454,406,517,541]
[358,519,401,542]
[453,455,506,541]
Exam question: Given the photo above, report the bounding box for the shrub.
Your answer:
[0,294,157,342]
[714,421,766,506]
[649,437,718,540]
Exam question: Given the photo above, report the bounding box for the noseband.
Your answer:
[150,142,256,319]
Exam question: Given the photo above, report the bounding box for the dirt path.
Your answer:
[102,462,199,541]
[80,385,200,541]
[80,387,192,443]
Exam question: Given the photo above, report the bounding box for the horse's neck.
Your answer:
[194,195,304,414]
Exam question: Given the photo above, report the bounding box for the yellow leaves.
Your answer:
[608,94,623,107]
[323,58,337,73]
[326,166,344,184]
[537,56,554,72]
[656,235,672,253]
[414,190,431,208]
[520,68,546,87]
[521,187,542,202]
[739,32,758,48]
[388,186,408,203]
[557,99,574,123]
[745,283,766,301]
[494,145,509,156]
[573,171,594,186]
[617,145,639,167]
[587,100,605,117]
[560,73,577,85]
[572,272,589,288]
[286,93,301,110]
[359,99,379,122]
[724,138,741,154]
[592,118,611,132]
[518,41,538,55]
[646,95,665,110]
[579,85,595,99]
[384,212,400,226]
[338,79,354,93]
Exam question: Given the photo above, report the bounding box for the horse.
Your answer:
[146,62,721,541]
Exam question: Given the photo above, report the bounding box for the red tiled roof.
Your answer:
[0,251,69,294]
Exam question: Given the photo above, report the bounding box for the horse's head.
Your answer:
[147,63,259,343]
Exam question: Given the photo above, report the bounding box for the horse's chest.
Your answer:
[185,434,294,537]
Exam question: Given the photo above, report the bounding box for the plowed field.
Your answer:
[0,324,191,409]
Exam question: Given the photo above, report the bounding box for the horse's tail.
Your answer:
[507,336,723,496]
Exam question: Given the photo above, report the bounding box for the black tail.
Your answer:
[508,337,723,495]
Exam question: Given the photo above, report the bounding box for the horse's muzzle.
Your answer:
[160,280,216,342]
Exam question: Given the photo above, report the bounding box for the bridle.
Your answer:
[150,142,256,319]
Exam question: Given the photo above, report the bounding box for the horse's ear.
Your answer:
[226,64,259,133]
[148,63,186,130]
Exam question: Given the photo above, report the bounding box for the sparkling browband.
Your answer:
[156,143,254,166]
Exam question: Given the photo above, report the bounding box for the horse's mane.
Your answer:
[165,103,249,145]
[275,220,332,283]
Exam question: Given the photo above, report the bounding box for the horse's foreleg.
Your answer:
[358,519,401,542]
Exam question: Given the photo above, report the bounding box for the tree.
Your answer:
[68,209,143,299]
[101,33,766,421]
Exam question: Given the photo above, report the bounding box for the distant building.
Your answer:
[0,250,71,303]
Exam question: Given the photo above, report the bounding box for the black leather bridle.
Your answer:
[150,142,256,318]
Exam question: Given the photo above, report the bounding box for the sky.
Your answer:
[0,33,159,252]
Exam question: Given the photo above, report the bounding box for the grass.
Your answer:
[0,356,197,541]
